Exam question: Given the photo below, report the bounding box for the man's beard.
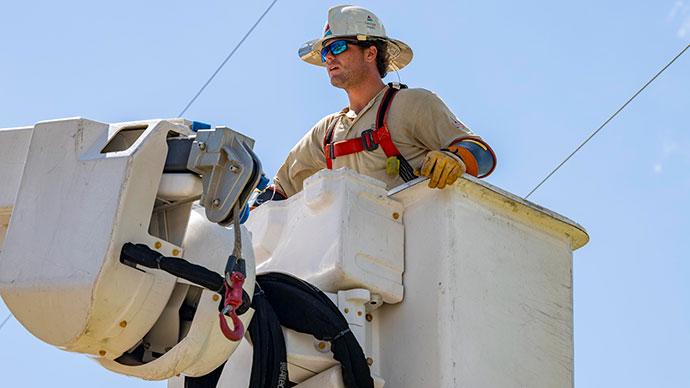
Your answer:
[329,64,367,89]
[329,70,352,89]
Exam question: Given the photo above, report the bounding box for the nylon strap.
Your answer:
[323,83,416,182]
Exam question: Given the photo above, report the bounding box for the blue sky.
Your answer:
[1,1,689,387]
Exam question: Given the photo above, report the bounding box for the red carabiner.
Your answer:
[218,271,246,341]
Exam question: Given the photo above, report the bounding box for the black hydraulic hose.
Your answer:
[183,290,291,388]
[184,362,226,388]
[121,243,373,387]
[180,273,374,388]
[248,286,290,388]
[121,242,224,291]
[256,273,374,388]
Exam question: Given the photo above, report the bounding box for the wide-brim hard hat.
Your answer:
[298,5,413,72]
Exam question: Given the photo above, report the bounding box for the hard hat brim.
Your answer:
[298,36,413,72]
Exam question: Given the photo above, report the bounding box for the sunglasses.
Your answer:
[320,40,371,62]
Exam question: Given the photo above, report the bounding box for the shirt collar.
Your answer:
[340,85,389,122]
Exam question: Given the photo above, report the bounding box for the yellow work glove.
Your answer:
[416,150,466,189]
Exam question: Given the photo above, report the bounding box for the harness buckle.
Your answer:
[360,129,379,151]
[327,143,336,160]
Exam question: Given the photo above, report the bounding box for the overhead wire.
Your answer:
[0,12,684,342]
[524,44,689,200]
[0,313,11,332]
[177,0,279,117]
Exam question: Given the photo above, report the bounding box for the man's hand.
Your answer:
[416,150,466,189]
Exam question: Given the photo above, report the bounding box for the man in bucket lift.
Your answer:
[255,5,496,205]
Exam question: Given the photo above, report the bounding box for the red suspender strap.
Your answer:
[323,120,338,169]
[372,87,401,158]
[374,84,417,182]
[323,84,406,169]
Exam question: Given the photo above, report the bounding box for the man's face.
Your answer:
[323,39,371,89]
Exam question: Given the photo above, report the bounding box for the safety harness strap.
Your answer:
[323,83,416,182]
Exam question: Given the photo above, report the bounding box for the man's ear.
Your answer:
[365,45,378,63]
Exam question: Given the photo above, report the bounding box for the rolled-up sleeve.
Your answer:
[273,116,333,197]
[408,90,475,149]
[405,90,496,178]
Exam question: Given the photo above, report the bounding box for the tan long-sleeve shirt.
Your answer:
[274,86,481,197]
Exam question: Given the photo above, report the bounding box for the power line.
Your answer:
[0,313,11,332]
[524,44,689,200]
[177,0,279,117]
